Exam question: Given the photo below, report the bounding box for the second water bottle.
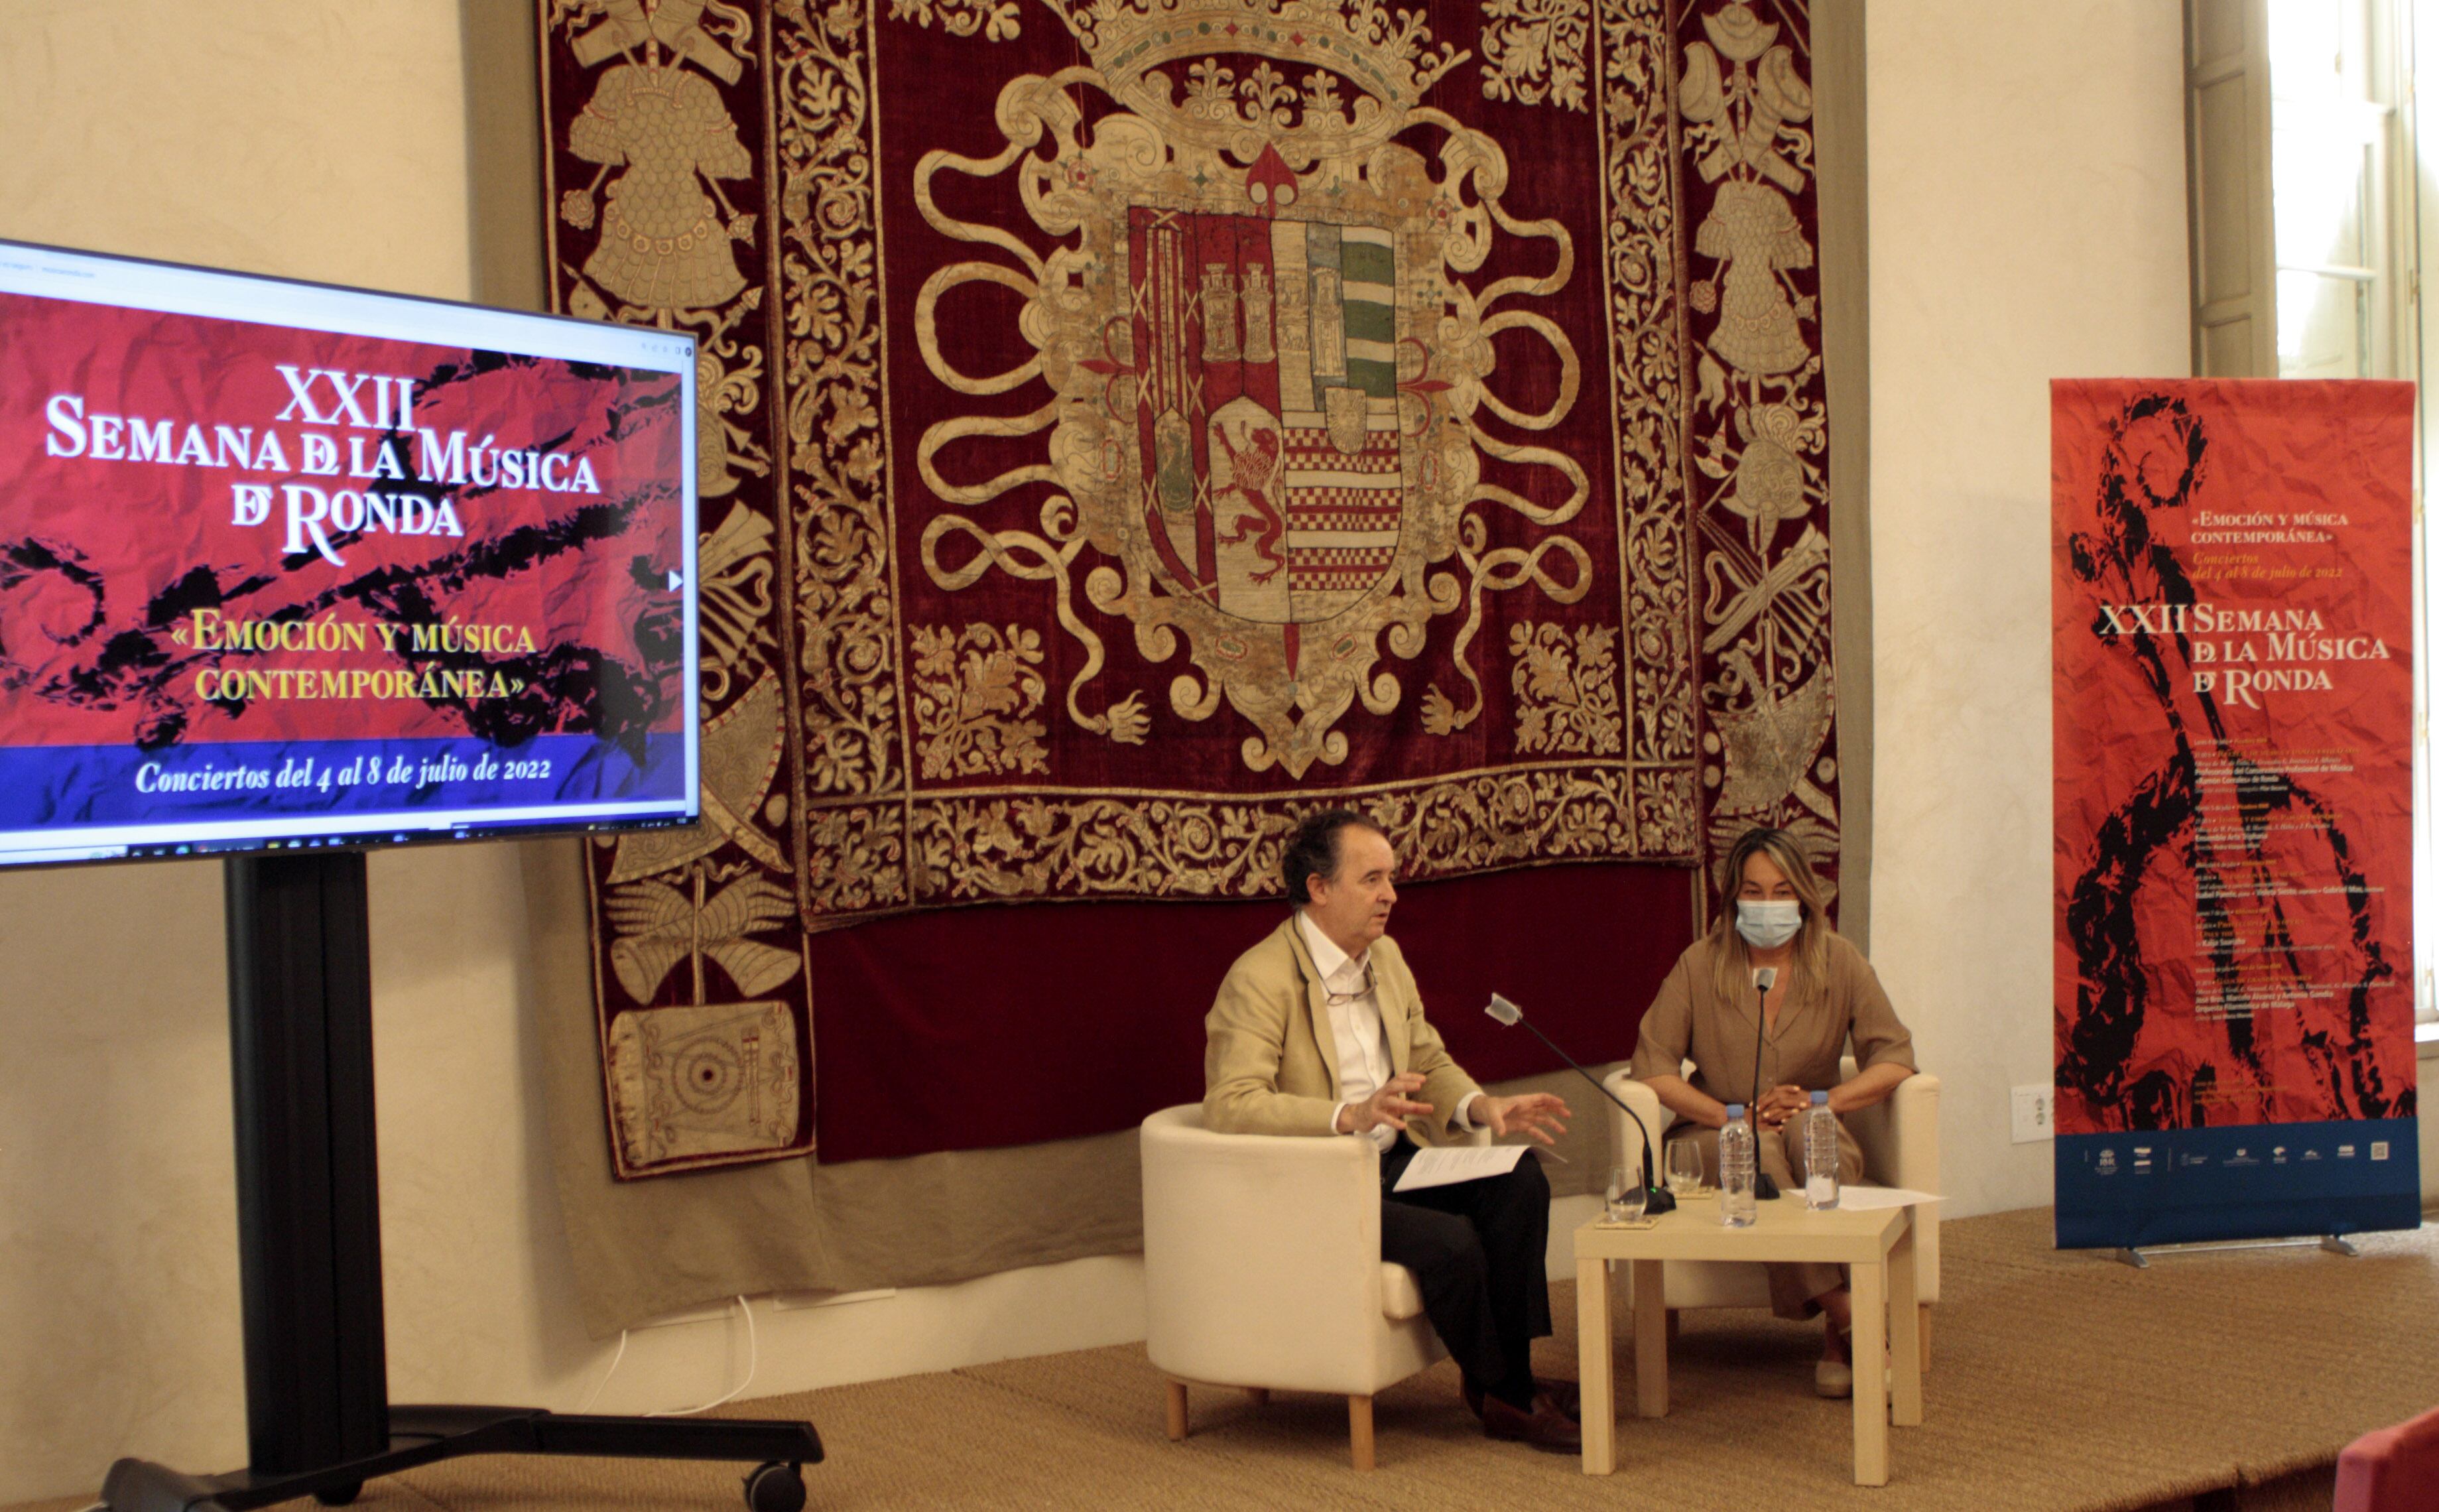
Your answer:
[1718,1105,1757,1227]
[1802,1090,1841,1210]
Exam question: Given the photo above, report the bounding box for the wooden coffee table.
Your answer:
[1574,1196,1922,1485]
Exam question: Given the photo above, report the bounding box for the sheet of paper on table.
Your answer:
[1391,1143,1532,1192]
[1829,1186,1942,1211]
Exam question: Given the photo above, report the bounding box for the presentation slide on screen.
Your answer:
[0,241,699,865]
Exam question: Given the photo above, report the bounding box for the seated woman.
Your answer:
[1628,826,1915,1399]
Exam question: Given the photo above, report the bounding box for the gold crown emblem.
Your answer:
[1055,0,1469,115]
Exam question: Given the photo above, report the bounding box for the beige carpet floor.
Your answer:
[15,1208,2436,1511]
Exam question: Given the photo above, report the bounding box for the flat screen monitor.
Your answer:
[0,238,698,867]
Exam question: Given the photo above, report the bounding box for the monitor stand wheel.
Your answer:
[745,1460,809,1512]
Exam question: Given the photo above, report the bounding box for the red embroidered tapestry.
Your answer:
[539,0,1841,1176]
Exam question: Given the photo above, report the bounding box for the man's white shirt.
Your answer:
[1296,909,1481,1149]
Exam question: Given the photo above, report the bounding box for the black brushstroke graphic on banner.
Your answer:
[2058,393,2405,1131]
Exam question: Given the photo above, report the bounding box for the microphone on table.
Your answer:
[1483,993,1675,1214]
[1746,967,1781,1200]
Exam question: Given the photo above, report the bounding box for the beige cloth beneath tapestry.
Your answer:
[530,842,1135,1335]
[530,838,1615,1336]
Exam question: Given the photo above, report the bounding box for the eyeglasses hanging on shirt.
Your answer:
[1322,960,1376,1005]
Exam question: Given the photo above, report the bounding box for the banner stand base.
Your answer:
[2113,1234,2361,1269]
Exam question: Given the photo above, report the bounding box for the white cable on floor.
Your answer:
[574,1326,631,1414]
[651,1294,759,1417]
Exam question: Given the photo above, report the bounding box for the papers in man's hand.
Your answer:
[1832,1186,1941,1211]
[1392,1144,1532,1192]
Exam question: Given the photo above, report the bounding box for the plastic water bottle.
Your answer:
[1719,1105,1758,1228]
[1802,1090,1841,1210]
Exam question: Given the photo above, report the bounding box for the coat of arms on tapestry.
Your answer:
[540,0,1841,1174]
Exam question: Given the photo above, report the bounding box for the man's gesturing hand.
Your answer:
[1336,1071,1434,1135]
[1477,1091,1571,1145]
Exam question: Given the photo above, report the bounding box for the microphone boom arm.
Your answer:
[1484,997,1677,1214]
[1745,967,1782,1201]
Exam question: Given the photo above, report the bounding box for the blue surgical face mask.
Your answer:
[1735,899,1802,950]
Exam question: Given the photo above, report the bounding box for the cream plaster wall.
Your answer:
[0,6,515,1497]
[0,5,1158,1499]
[1864,2,2193,1218]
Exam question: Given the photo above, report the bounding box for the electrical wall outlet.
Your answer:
[2012,1084,2055,1144]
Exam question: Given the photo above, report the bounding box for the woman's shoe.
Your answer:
[1818,1324,1853,1397]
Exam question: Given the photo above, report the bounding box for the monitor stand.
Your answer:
[99,851,822,1512]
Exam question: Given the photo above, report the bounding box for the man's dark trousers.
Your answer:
[1378,1139,1552,1408]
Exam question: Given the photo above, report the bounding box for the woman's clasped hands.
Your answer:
[1752,1082,1810,1129]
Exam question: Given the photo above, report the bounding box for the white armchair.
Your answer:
[1140,1103,1486,1470]
[1603,1060,1942,1367]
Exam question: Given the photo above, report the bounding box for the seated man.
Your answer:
[1204,808,1579,1451]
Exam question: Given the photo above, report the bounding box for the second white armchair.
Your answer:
[1601,1058,1942,1367]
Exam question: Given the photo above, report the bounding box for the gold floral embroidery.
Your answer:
[804,804,909,913]
[1479,0,1590,111]
[1634,768,1698,855]
[888,0,1024,40]
[1601,0,1699,834]
[910,623,1052,779]
[906,766,1639,903]
[775,0,901,817]
[1509,623,1622,755]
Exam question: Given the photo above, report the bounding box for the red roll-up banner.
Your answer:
[2052,379,2418,1249]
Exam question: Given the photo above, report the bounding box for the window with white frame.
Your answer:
[2188,0,2434,1023]
[2267,0,2403,380]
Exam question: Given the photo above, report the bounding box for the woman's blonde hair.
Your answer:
[1708,826,1835,1011]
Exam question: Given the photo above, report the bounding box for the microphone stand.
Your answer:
[1483,995,1675,1214]
[1747,967,1781,1200]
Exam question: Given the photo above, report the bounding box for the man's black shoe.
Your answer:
[1477,1392,1582,1452]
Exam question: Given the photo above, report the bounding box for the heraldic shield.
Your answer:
[907,0,1611,785]
[1131,207,1404,626]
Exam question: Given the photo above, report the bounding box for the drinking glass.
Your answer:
[1665,1137,1705,1197]
[1604,1166,1646,1224]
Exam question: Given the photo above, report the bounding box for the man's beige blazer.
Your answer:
[1204,914,1482,1144]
